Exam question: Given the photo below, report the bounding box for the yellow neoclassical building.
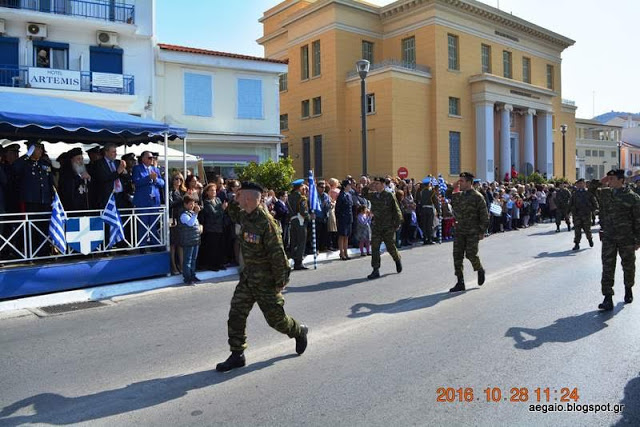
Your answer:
[259,0,577,181]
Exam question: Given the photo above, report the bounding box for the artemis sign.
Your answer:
[29,68,81,91]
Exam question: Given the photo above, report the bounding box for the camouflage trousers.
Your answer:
[573,214,593,244]
[453,233,483,279]
[601,238,636,296]
[289,220,307,263]
[555,208,571,227]
[371,227,400,269]
[227,273,303,352]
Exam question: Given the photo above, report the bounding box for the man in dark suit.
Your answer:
[133,150,165,246]
[92,143,126,210]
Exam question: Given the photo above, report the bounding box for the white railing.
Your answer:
[0,207,167,265]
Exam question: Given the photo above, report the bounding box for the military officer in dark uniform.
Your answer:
[12,140,55,256]
[288,179,310,270]
[418,177,439,245]
[119,152,136,208]
[60,147,91,211]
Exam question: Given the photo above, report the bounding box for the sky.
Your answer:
[156,0,639,119]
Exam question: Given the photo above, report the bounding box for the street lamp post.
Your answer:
[356,59,370,176]
[560,124,567,178]
[618,141,623,170]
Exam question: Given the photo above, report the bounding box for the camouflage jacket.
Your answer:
[363,188,403,230]
[598,187,640,245]
[569,189,599,216]
[228,201,291,285]
[451,189,489,236]
[556,187,572,210]
[287,190,309,221]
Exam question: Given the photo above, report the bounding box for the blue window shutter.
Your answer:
[184,73,212,117]
[90,46,123,74]
[0,37,19,86]
[237,78,263,119]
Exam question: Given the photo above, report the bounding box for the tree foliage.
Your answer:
[235,157,296,192]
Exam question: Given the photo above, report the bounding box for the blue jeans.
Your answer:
[182,245,199,281]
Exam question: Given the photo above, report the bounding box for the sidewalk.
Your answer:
[0,246,385,318]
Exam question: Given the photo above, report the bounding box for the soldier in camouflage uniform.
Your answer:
[569,178,599,250]
[449,172,490,292]
[216,181,308,372]
[555,182,572,232]
[596,170,640,311]
[363,177,403,279]
[288,179,310,270]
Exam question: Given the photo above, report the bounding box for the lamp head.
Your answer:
[560,124,567,133]
[356,59,370,79]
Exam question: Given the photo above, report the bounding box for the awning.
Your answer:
[0,92,186,144]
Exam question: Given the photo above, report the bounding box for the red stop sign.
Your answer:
[397,167,409,179]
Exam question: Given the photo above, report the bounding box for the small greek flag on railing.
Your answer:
[101,193,125,249]
[308,170,321,213]
[49,191,67,254]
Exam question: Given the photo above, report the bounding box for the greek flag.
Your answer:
[308,170,321,213]
[49,191,67,253]
[101,193,124,249]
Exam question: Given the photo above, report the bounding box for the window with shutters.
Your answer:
[481,44,491,73]
[237,78,263,119]
[301,100,310,118]
[448,34,459,70]
[402,36,415,65]
[280,114,288,131]
[279,73,288,91]
[362,40,374,63]
[546,64,554,89]
[522,57,531,83]
[300,45,309,80]
[302,137,311,174]
[312,96,322,115]
[503,50,512,78]
[312,40,321,77]
[184,72,213,117]
[449,131,461,175]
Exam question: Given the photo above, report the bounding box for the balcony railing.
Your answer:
[0,65,134,95]
[0,0,134,24]
[347,59,431,79]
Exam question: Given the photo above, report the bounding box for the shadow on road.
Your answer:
[286,275,389,293]
[534,249,581,258]
[348,289,476,318]
[504,304,624,349]
[613,373,640,426]
[0,354,297,426]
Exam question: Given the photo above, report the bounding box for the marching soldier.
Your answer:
[216,181,308,372]
[555,182,572,232]
[569,178,598,250]
[596,169,640,311]
[288,179,310,270]
[364,177,403,279]
[449,172,489,292]
[418,177,439,245]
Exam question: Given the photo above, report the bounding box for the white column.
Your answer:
[624,147,630,170]
[536,111,553,178]
[524,109,536,175]
[475,101,495,182]
[500,104,513,180]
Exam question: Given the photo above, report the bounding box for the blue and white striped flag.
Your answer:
[308,169,321,213]
[101,193,125,249]
[49,191,67,254]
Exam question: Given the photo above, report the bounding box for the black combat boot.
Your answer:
[449,278,465,293]
[395,259,403,273]
[556,224,560,232]
[216,351,246,372]
[588,238,594,247]
[367,268,380,280]
[478,269,485,286]
[293,262,308,271]
[598,295,614,311]
[296,324,309,355]
[624,287,633,304]
[572,243,580,251]
[567,224,571,232]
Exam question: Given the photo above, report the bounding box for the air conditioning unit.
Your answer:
[26,22,47,38]
[96,31,118,47]
[0,19,5,35]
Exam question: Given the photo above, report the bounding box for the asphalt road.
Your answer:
[1,222,638,426]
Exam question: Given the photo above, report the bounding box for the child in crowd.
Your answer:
[178,194,202,285]
[355,204,371,256]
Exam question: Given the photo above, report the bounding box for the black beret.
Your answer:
[607,169,625,179]
[459,171,475,180]
[68,147,83,158]
[240,181,264,192]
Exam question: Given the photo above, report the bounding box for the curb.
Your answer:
[0,246,385,315]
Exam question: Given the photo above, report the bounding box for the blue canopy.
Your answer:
[0,92,186,144]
